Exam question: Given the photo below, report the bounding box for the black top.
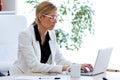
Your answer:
[34,25,51,63]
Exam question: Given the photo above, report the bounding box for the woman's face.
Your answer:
[39,11,57,30]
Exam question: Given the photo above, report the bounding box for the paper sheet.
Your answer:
[14,75,71,80]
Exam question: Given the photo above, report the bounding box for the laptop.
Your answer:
[81,47,113,76]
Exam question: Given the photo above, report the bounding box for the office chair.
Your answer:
[0,15,27,76]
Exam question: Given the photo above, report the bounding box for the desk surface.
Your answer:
[0,72,120,80]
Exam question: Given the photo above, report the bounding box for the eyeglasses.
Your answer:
[42,14,58,22]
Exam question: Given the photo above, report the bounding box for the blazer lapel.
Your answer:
[48,31,56,64]
[49,40,55,64]
[31,26,41,61]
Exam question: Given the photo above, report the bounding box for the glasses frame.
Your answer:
[42,14,58,22]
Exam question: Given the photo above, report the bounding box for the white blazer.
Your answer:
[9,25,72,75]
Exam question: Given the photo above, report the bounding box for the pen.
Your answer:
[39,77,51,79]
[107,69,120,72]
[103,77,108,80]
[39,77,60,79]
[54,77,60,79]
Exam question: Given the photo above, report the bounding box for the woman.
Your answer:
[9,1,93,75]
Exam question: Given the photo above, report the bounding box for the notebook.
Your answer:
[81,47,113,76]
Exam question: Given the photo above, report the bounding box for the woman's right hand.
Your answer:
[62,65,70,72]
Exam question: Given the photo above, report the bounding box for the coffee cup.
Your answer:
[70,64,81,78]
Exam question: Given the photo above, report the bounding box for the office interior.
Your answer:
[0,0,120,78]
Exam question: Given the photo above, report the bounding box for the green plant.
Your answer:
[25,0,94,51]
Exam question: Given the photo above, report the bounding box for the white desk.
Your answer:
[0,72,120,80]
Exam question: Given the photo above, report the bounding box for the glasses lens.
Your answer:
[50,16,57,21]
[43,14,57,22]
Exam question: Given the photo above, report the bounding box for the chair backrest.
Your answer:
[0,15,27,73]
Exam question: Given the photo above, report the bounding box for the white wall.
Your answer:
[76,0,120,69]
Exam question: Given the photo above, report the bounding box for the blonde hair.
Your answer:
[33,1,57,25]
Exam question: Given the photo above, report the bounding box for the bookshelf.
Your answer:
[0,0,16,15]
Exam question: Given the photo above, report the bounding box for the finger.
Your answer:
[81,66,88,73]
[82,64,93,72]
[87,64,93,71]
[86,64,93,71]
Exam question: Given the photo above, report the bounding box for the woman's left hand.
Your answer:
[81,64,93,73]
